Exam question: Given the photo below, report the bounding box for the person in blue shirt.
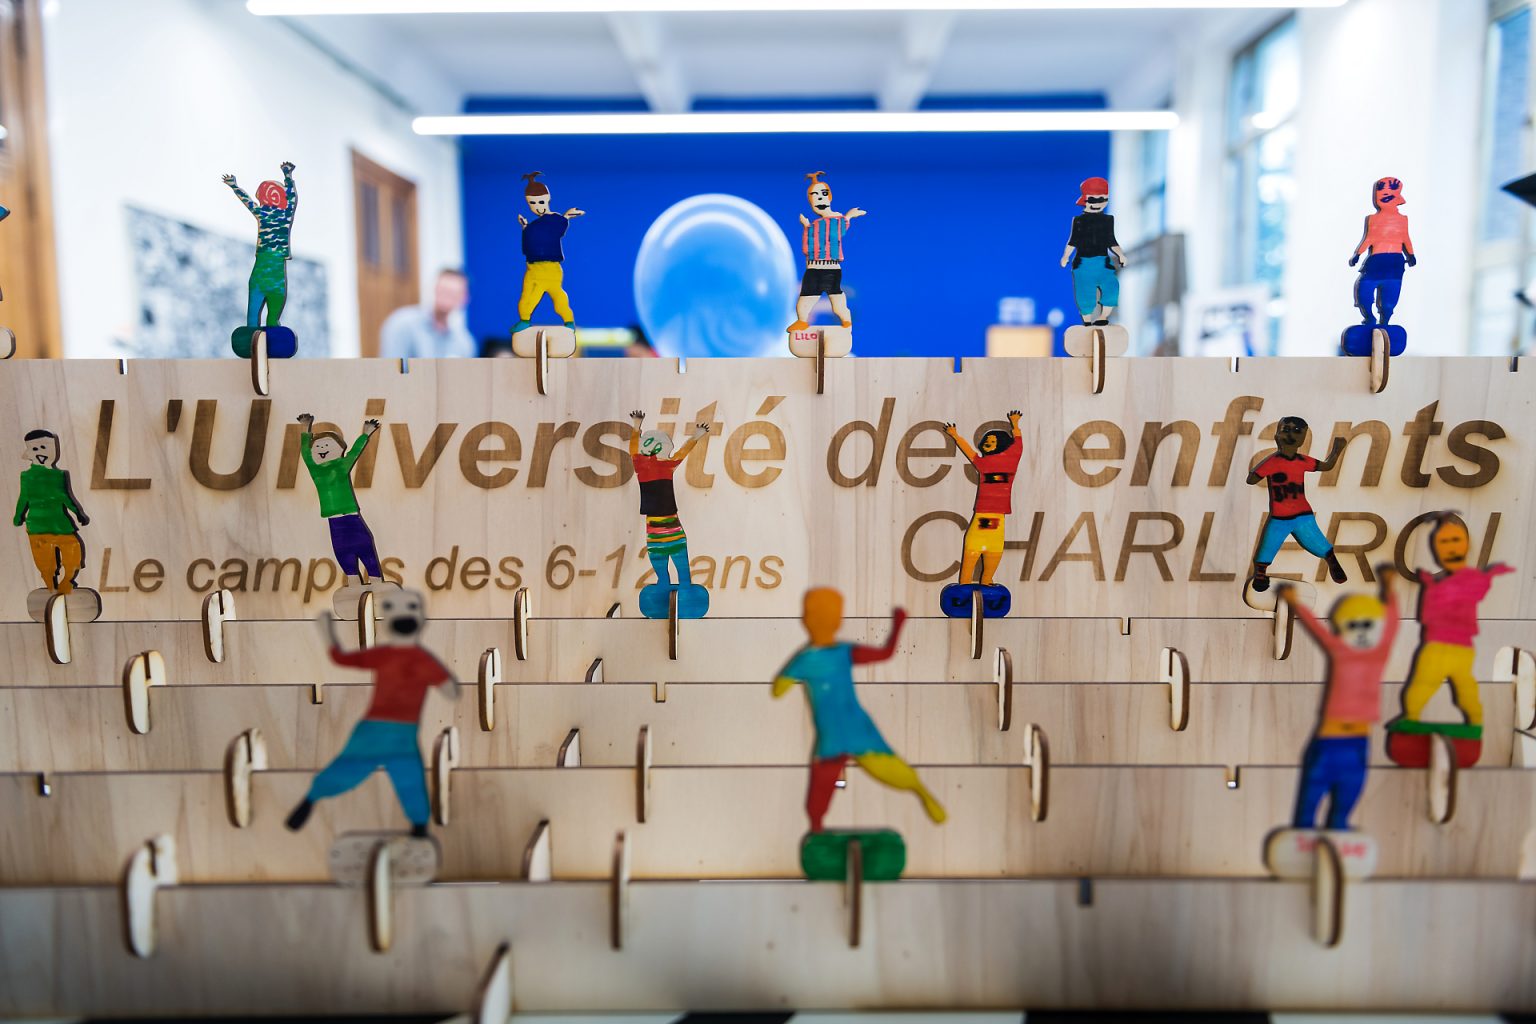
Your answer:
[512,171,584,334]
[379,269,476,359]
[774,587,947,832]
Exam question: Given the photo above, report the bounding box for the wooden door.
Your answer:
[0,0,61,358]
[352,150,419,357]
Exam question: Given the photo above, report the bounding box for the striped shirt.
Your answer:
[802,213,850,267]
[645,514,687,556]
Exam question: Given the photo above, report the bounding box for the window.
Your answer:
[1226,16,1299,351]
[1472,2,1533,354]
[1137,126,1169,243]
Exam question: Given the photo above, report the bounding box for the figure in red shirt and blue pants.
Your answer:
[286,590,458,838]
[1247,415,1349,592]
[1281,572,1398,829]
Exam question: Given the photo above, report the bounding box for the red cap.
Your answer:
[1076,176,1109,206]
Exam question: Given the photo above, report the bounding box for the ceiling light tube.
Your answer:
[254,1,1344,13]
[413,110,1179,135]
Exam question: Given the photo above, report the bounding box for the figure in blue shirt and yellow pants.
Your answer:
[511,171,584,333]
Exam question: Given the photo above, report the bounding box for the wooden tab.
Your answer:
[513,588,531,662]
[1160,647,1190,732]
[473,941,513,1024]
[433,726,460,827]
[610,830,630,951]
[556,728,581,768]
[994,647,1013,732]
[224,728,268,828]
[1312,834,1344,948]
[1024,723,1049,822]
[123,834,178,958]
[478,647,501,731]
[522,820,552,882]
[368,840,393,953]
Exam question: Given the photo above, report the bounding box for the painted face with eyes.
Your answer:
[807,182,833,215]
[1431,520,1470,571]
[379,589,428,641]
[527,192,550,216]
[24,435,58,467]
[640,431,674,459]
[1273,417,1308,455]
[1081,194,1109,213]
[310,436,343,463]
[1373,177,1404,210]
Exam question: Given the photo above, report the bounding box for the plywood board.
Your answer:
[2,877,1535,1015]
[2,357,1529,621]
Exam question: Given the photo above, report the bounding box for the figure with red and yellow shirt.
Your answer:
[1387,516,1515,767]
[939,411,1023,618]
[1247,415,1349,593]
[628,410,711,618]
[286,590,457,838]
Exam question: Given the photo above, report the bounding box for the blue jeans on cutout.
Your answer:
[1293,735,1369,829]
[1355,253,1405,325]
[1255,512,1333,565]
[307,719,429,826]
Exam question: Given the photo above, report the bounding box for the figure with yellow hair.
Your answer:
[786,171,865,334]
[1387,516,1515,767]
[511,171,584,334]
[774,588,944,879]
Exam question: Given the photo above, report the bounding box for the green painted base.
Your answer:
[800,829,905,881]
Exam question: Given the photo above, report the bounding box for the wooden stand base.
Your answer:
[1264,827,1378,879]
[329,832,440,886]
[801,828,904,881]
[789,324,852,358]
[231,325,297,359]
[1341,323,1406,357]
[1241,576,1315,612]
[331,580,401,621]
[26,587,101,623]
[511,324,576,358]
[0,325,14,359]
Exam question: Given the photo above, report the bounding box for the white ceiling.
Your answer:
[273,7,1277,114]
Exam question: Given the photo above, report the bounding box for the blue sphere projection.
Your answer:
[634,193,796,358]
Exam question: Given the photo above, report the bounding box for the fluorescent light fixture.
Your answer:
[414,110,1178,135]
[251,0,1345,13]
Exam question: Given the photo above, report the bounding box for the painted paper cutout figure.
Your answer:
[787,171,865,334]
[224,163,298,359]
[939,411,1022,618]
[774,589,946,833]
[511,171,583,334]
[1263,570,1396,880]
[1247,415,1348,593]
[628,410,710,618]
[297,413,385,590]
[287,590,457,838]
[14,430,89,594]
[1342,176,1414,357]
[1386,516,1514,767]
[1059,176,1125,326]
[1284,571,1398,830]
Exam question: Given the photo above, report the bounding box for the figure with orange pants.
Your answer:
[511,171,583,334]
[1394,517,1513,748]
[13,429,89,594]
[1279,569,1398,830]
[773,589,946,833]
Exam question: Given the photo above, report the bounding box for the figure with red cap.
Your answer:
[1059,176,1125,327]
[223,162,298,357]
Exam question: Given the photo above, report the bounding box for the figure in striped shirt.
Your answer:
[628,410,711,618]
[787,171,866,334]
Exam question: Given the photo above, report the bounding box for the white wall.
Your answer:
[1112,0,1485,355]
[41,0,464,358]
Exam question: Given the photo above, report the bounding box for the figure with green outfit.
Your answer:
[224,162,298,358]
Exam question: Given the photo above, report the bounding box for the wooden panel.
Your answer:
[1,680,1519,774]
[5,764,1533,884]
[3,878,1535,1015]
[0,357,1528,621]
[3,613,1530,688]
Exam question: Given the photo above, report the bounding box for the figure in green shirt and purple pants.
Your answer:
[298,414,382,586]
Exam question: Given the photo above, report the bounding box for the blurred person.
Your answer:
[626,329,657,358]
[379,268,474,359]
[481,338,514,358]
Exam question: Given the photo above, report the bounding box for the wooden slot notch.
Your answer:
[1024,722,1050,822]
[478,647,502,731]
[224,728,269,828]
[1272,595,1295,661]
[667,588,680,661]
[1088,327,1107,395]
[556,728,581,768]
[994,647,1013,732]
[42,592,71,664]
[123,834,179,958]
[1428,731,1458,825]
[815,329,827,396]
[1496,646,1536,766]
[636,725,653,824]
[122,651,166,735]
[845,835,864,949]
[250,329,271,396]
[368,840,394,953]
[357,590,377,649]
[513,587,531,661]
[433,726,460,827]
[1160,647,1191,732]
[610,830,630,950]
[472,941,514,1024]
[200,588,236,664]
[968,588,984,661]
[522,820,552,882]
[1369,328,1390,394]
[1312,833,1345,948]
